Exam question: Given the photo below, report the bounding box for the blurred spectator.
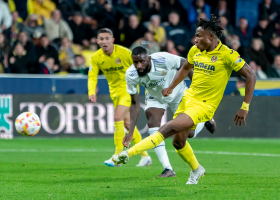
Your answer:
[140,0,160,22]
[36,35,60,66]
[120,14,147,47]
[160,0,187,24]
[212,0,232,24]
[33,0,56,25]
[266,32,280,63]
[253,16,274,46]
[234,18,253,47]
[249,60,267,80]
[58,37,82,65]
[87,0,116,30]
[0,33,10,73]
[219,16,234,44]
[258,0,280,23]
[267,54,280,77]
[8,0,33,22]
[8,42,36,73]
[0,0,12,33]
[165,11,189,57]
[116,0,138,22]
[69,12,96,46]
[52,0,74,21]
[231,76,246,96]
[148,15,166,47]
[166,40,178,55]
[130,31,160,55]
[247,38,270,72]
[187,0,211,24]
[40,57,59,74]
[44,9,73,42]
[17,31,36,59]
[22,14,45,39]
[190,12,207,36]
[70,54,88,74]
[73,0,90,17]
[10,11,24,45]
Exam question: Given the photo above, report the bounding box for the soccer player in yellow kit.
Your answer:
[88,28,151,167]
[114,15,256,184]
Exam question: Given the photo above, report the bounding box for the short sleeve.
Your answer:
[125,69,138,95]
[224,50,246,72]
[187,45,197,65]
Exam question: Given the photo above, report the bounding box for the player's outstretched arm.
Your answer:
[234,64,256,126]
[162,59,193,97]
[123,93,140,148]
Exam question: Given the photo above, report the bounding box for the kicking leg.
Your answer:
[146,108,175,177]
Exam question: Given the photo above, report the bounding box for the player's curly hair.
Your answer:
[196,14,224,39]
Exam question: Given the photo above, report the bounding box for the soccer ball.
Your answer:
[15,112,41,136]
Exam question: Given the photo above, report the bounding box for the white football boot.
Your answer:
[186,165,205,185]
[104,155,122,167]
[136,156,152,167]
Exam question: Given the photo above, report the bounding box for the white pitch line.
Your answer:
[0,149,279,157]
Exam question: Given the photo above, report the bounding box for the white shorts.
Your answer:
[144,90,184,113]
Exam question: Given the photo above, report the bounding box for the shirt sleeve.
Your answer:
[164,52,183,70]
[187,45,197,65]
[125,69,138,95]
[224,49,246,72]
[88,56,99,97]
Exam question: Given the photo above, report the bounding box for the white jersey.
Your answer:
[125,52,187,104]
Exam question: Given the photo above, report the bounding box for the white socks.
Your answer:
[149,127,173,170]
[193,122,205,138]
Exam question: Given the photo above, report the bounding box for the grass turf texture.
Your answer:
[0,138,279,200]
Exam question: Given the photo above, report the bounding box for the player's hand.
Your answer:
[162,88,173,97]
[234,109,248,126]
[123,133,133,148]
[89,95,97,102]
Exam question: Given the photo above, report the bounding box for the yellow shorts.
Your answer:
[173,91,215,130]
[111,92,131,108]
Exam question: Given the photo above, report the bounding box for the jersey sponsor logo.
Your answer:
[211,55,218,62]
[161,71,167,76]
[235,56,242,64]
[194,61,215,71]
[142,78,165,88]
[115,58,121,64]
[103,66,124,72]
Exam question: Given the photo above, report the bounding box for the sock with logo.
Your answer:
[193,122,205,138]
[131,127,149,157]
[149,127,172,170]
[114,121,125,155]
[175,141,199,170]
[128,131,164,157]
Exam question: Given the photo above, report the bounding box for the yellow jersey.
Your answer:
[187,41,246,110]
[88,44,133,98]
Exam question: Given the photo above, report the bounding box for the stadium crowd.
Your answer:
[0,0,280,78]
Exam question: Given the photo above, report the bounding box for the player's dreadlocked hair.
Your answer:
[196,14,224,39]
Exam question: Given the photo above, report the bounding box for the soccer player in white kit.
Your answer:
[124,46,216,177]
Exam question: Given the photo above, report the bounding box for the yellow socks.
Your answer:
[128,131,164,157]
[114,121,125,155]
[131,127,149,157]
[175,141,199,170]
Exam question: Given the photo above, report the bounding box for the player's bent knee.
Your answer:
[114,114,124,122]
[146,110,161,128]
[172,139,186,150]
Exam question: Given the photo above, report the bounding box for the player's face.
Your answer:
[194,27,213,51]
[132,54,151,77]
[97,33,115,52]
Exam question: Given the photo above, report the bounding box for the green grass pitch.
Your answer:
[0,138,279,200]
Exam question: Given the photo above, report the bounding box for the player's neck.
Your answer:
[104,45,114,56]
[206,40,219,52]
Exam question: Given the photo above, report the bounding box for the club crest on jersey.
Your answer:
[115,58,121,64]
[161,71,167,76]
[211,55,218,62]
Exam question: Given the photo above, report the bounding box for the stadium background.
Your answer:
[0,0,280,139]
